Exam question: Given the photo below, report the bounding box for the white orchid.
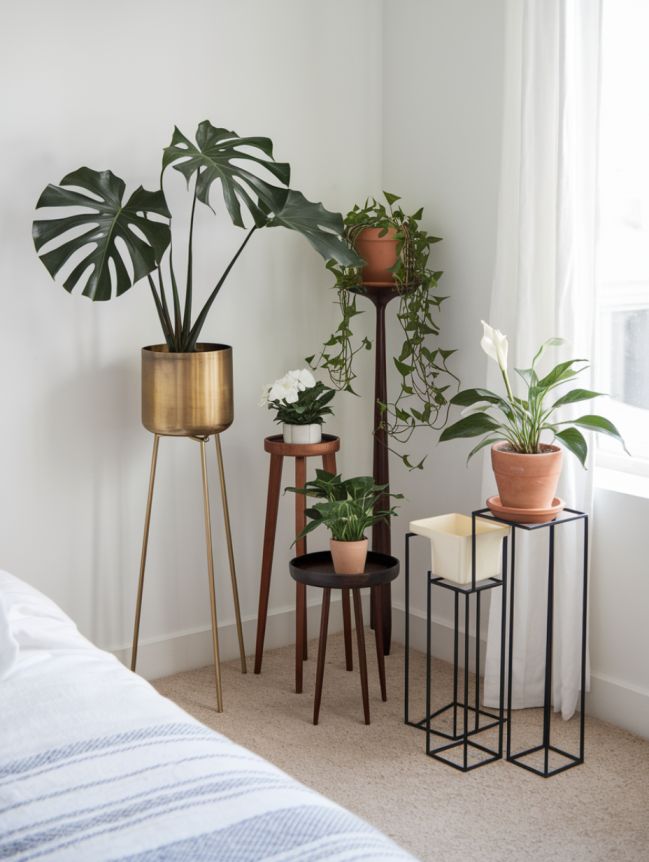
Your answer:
[286,368,316,391]
[260,368,335,427]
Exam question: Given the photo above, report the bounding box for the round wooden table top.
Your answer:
[264,433,340,457]
[289,550,399,589]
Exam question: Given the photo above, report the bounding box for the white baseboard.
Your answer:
[110,599,649,740]
[393,605,649,739]
[109,593,367,681]
[587,672,649,740]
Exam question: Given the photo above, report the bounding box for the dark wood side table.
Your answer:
[289,551,399,725]
[254,434,340,693]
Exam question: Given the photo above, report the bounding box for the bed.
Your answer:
[0,571,415,861]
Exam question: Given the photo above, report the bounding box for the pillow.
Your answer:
[0,570,85,679]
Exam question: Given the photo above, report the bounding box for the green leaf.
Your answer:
[568,415,629,451]
[439,413,501,442]
[383,191,401,206]
[267,190,363,266]
[466,436,501,463]
[537,359,588,391]
[531,336,565,368]
[555,427,588,468]
[450,388,502,407]
[33,168,171,301]
[163,121,290,227]
[551,389,604,408]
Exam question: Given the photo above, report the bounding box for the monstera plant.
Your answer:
[32,120,361,353]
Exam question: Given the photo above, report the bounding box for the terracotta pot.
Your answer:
[353,227,399,284]
[330,538,369,575]
[491,442,563,510]
[142,343,233,436]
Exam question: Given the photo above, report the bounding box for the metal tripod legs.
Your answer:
[130,433,247,713]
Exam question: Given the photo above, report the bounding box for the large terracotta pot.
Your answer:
[330,538,369,575]
[491,442,562,509]
[142,343,233,436]
[353,227,399,284]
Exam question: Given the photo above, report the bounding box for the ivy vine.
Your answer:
[308,193,460,470]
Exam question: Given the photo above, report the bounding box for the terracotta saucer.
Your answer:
[486,496,565,525]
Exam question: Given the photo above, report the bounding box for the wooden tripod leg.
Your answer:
[295,455,308,662]
[373,586,387,701]
[342,589,353,671]
[353,589,370,725]
[254,453,283,674]
[313,588,331,725]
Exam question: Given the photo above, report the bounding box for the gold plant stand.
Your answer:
[130,432,247,713]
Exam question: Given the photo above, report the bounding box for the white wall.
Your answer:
[0,0,382,676]
[381,0,506,642]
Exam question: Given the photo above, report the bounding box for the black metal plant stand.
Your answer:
[404,522,509,772]
[474,506,588,778]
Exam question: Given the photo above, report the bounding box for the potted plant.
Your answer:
[286,470,402,574]
[440,321,628,522]
[308,192,459,468]
[32,120,361,437]
[260,368,335,444]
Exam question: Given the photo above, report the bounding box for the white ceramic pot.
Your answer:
[282,423,322,445]
[409,513,508,585]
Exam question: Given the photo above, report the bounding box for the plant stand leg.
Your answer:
[373,585,387,701]
[365,287,399,655]
[214,434,246,674]
[200,439,223,713]
[313,588,331,725]
[295,455,308,663]
[354,589,371,725]
[342,589,353,671]
[254,453,283,674]
[131,434,160,673]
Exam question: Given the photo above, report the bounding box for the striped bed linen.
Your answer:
[0,572,416,861]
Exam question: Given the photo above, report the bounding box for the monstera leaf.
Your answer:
[33,168,170,301]
[162,121,290,228]
[267,190,363,266]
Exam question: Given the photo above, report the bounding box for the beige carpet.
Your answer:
[154,632,649,862]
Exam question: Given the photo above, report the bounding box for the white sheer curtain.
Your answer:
[483,0,601,720]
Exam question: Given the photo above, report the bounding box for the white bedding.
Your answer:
[0,571,416,861]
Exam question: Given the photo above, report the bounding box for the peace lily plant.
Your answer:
[260,368,334,444]
[440,322,627,518]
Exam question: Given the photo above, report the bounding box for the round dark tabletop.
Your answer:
[289,550,399,589]
[264,434,340,457]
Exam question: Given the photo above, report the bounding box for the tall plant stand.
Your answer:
[362,284,401,655]
[131,433,247,714]
[475,506,589,777]
[253,434,341,693]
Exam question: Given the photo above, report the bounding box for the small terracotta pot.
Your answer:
[353,227,399,284]
[330,538,369,575]
[491,443,563,510]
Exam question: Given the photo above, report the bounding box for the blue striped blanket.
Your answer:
[0,572,416,861]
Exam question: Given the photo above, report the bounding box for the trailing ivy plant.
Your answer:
[308,192,459,469]
[32,121,362,353]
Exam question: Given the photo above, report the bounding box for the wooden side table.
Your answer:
[289,551,399,725]
[254,434,340,693]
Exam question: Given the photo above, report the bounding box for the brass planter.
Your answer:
[142,343,233,436]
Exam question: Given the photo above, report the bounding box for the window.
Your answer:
[596,0,649,475]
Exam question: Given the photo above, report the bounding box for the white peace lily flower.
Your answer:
[480,320,508,372]
[268,378,298,404]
